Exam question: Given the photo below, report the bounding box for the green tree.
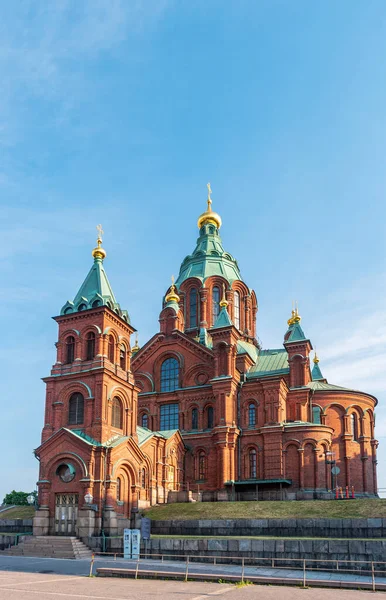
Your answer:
[2,490,36,506]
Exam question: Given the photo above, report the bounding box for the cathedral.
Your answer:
[33,188,378,537]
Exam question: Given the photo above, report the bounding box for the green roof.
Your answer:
[284,321,307,343]
[307,381,364,394]
[311,362,324,381]
[212,306,233,329]
[137,426,179,446]
[175,222,243,287]
[237,340,259,363]
[247,348,289,379]
[65,429,129,448]
[60,255,130,321]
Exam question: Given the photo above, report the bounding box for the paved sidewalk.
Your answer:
[96,556,386,590]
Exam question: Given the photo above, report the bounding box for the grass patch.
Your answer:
[144,499,386,521]
[0,506,35,519]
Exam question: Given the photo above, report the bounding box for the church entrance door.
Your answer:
[55,493,79,535]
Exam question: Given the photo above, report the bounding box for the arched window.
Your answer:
[119,344,127,370]
[86,332,96,360]
[312,406,322,424]
[249,449,257,479]
[78,303,87,311]
[351,413,359,441]
[207,406,214,429]
[141,468,146,488]
[212,286,220,325]
[189,288,198,328]
[112,397,123,429]
[65,336,75,364]
[116,477,122,501]
[192,408,198,430]
[141,413,149,428]
[198,452,206,480]
[68,392,84,425]
[160,358,179,392]
[108,335,115,363]
[234,291,240,330]
[248,403,256,427]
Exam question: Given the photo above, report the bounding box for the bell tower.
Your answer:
[34,227,139,536]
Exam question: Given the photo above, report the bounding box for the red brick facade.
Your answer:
[34,206,378,536]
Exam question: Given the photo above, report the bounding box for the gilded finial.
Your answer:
[165,275,180,304]
[92,224,106,260]
[287,300,296,326]
[197,182,222,230]
[219,283,228,308]
[313,351,319,364]
[132,334,140,355]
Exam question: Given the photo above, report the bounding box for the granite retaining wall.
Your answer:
[98,536,386,574]
[0,519,33,534]
[151,518,386,539]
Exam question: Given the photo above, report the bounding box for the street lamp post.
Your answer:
[326,451,337,492]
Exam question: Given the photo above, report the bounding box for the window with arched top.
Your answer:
[68,392,84,425]
[207,406,214,429]
[212,286,220,325]
[248,403,256,427]
[65,336,75,364]
[141,413,149,428]
[351,413,359,441]
[119,344,126,370]
[192,408,198,430]
[160,357,179,392]
[116,477,122,501]
[108,335,115,363]
[112,397,123,429]
[198,451,206,480]
[249,449,257,479]
[234,291,240,330]
[312,406,322,424]
[189,288,198,328]
[141,468,146,488]
[86,332,96,360]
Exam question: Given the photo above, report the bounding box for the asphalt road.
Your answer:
[0,568,384,600]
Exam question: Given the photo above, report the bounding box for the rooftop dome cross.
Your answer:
[92,224,106,261]
[165,275,180,304]
[197,182,222,230]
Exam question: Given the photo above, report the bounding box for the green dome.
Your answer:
[175,222,243,287]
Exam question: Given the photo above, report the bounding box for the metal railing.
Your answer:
[89,550,386,591]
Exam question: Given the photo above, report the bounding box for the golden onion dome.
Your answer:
[293,307,301,323]
[313,352,320,364]
[219,284,228,308]
[165,275,180,304]
[287,309,296,326]
[92,224,106,260]
[197,183,222,230]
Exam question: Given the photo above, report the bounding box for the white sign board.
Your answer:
[131,529,141,560]
[123,528,132,559]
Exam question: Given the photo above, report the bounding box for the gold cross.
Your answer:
[207,182,212,206]
[96,224,104,241]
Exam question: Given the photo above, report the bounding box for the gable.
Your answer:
[132,330,214,392]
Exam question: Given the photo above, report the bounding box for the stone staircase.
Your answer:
[0,536,92,559]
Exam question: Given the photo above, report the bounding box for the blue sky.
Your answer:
[1,1,385,502]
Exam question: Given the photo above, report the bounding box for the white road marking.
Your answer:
[190,587,234,600]
[0,587,131,600]
[0,577,83,588]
